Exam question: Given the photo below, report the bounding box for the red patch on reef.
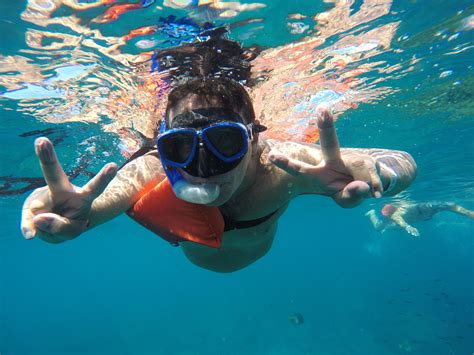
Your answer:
[123,26,157,41]
[94,3,143,23]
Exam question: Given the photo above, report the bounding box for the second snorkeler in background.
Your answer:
[366,201,474,237]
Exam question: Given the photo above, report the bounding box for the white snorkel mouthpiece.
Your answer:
[172,179,220,204]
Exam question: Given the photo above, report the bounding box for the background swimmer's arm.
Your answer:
[389,210,410,229]
[88,152,164,228]
[389,211,420,236]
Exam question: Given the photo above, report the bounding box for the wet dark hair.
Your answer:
[153,27,258,84]
[153,27,261,127]
[165,78,255,126]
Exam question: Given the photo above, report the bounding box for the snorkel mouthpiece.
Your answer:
[162,165,220,204]
[172,179,220,204]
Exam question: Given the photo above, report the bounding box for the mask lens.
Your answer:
[204,125,246,158]
[159,131,195,165]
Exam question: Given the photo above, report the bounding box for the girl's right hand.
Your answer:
[21,138,117,243]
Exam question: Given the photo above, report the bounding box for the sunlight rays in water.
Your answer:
[0,0,472,199]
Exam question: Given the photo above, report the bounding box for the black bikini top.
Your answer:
[222,209,279,232]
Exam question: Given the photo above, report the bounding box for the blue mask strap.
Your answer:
[159,120,167,134]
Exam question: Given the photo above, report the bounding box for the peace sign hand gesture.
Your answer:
[269,105,384,208]
[21,138,118,243]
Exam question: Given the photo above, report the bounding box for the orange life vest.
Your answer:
[127,179,224,248]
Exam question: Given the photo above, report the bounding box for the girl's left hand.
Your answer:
[269,105,383,208]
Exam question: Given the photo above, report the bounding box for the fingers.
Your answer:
[82,163,118,201]
[269,152,316,176]
[21,187,51,240]
[368,165,384,198]
[344,156,383,198]
[21,202,38,240]
[316,104,341,165]
[35,137,71,194]
[333,180,371,208]
[33,213,87,241]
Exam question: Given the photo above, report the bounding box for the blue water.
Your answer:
[1,1,473,354]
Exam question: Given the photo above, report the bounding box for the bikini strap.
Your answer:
[222,209,279,232]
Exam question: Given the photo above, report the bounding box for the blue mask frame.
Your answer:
[157,120,255,185]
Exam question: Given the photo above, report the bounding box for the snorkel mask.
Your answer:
[157,108,266,204]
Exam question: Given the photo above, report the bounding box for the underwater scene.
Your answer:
[0,0,473,354]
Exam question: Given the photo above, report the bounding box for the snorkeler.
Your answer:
[20,35,417,273]
[21,93,417,272]
[366,202,474,237]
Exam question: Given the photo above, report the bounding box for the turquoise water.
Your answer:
[1,1,473,354]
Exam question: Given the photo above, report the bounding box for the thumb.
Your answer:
[333,180,371,208]
[33,213,87,240]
